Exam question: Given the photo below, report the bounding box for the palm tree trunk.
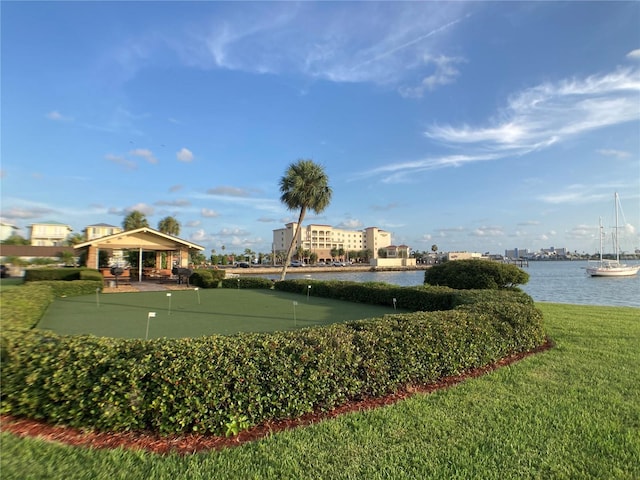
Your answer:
[279,207,306,281]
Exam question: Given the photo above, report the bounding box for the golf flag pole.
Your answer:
[293,301,298,327]
[307,285,311,302]
[146,312,156,340]
[194,287,200,305]
[166,293,172,315]
[96,287,100,308]
[393,298,397,310]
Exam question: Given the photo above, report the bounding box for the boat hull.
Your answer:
[586,264,640,277]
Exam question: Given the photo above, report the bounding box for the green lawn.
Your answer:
[36,288,406,338]
[2,303,639,479]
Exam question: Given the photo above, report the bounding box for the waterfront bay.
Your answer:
[265,261,639,308]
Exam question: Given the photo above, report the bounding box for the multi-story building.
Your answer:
[0,222,19,242]
[84,223,123,240]
[505,248,531,259]
[273,223,392,262]
[28,221,73,246]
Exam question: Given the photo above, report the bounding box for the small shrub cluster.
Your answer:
[189,269,226,288]
[1,300,544,435]
[424,260,529,290]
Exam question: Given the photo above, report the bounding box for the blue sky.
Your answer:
[2,1,639,256]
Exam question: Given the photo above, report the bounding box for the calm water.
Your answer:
[271,261,640,308]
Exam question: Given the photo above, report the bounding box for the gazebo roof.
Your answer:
[73,227,205,252]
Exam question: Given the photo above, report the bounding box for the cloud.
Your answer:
[177,148,194,163]
[105,153,137,170]
[359,64,640,182]
[130,148,158,164]
[207,186,252,197]
[597,149,631,159]
[125,203,155,216]
[399,54,466,98]
[426,67,640,150]
[169,184,183,192]
[46,110,73,121]
[186,220,201,228]
[154,199,191,207]
[371,203,401,211]
[201,208,219,218]
[216,227,251,236]
[337,218,364,229]
[470,226,504,237]
[627,49,640,60]
[1,206,56,220]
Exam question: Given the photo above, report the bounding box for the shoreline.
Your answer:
[219,265,430,276]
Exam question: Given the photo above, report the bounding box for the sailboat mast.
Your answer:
[614,192,620,263]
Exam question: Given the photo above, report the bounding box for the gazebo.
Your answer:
[74,227,205,282]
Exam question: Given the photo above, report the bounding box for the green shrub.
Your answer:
[1,301,544,435]
[29,280,103,298]
[190,269,226,288]
[24,268,84,282]
[79,269,103,282]
[0,284,54,331]
[424,260,529,290]
[221,277,274,289]
[0,278,546,436]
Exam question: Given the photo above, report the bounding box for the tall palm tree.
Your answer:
[157,216,181,236]
[123,210,149,231]
[279,159,332,280]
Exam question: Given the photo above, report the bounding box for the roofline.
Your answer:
[73,227,205,251]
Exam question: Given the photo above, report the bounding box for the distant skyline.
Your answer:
[1,1,639,256]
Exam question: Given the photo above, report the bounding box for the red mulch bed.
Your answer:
[1,339,553,456]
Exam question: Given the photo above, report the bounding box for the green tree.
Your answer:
[65,233,85,246]
[1,234,29,245]
[431,244,438,254]
[278,159,332,280]
[123,210,149,230]
[157,216,181,236]
[58,250,75,266]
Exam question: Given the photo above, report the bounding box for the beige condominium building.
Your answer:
[28,221,73,246]
[273,223,392,262]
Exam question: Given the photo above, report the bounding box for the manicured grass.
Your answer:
[2,303,639,479]
[36,288,406,338]
[0,277,24,291]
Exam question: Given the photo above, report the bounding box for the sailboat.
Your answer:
[586,192,640,277]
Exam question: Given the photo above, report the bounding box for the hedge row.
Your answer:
[0,284,55,331]
[274,279,534,311]
[1,300,545,435]
[24,268,101,282]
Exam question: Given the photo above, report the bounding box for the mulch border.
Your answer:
[0,339,554,456]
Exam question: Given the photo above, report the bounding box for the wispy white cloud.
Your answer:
[125,203,155,216]
[177,148,194,163]
[626,48,640,60]
[46,110,73,122]
[207,186,255,197]
[130,148,158,164]
[103,3,468,96]
[597,149,631,159]
[105,153,137,170]
[155,199,191,207]
[201,208,219,218]
[360,65,640,182]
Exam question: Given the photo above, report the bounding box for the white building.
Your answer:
[28,221,73,246]
[273,223,392,262]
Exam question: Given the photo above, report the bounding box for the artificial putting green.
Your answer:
[37,288,406,339]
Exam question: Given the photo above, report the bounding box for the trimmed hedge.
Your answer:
[24,268,93,282]
[1,299,544,435]
[221,276,274,289]
[0,284,55,331]
[29,280,103,298]
[424,260,530,290]
[0,277,546,436]
[274,279,533,311]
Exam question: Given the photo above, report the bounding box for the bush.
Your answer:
[29,280,103,298]
[1,301,544,435]
[221,277,274,289]
[0,278,546,436]
[424,260,529,290]
[190,269,226,288]
[24,268,81,282]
